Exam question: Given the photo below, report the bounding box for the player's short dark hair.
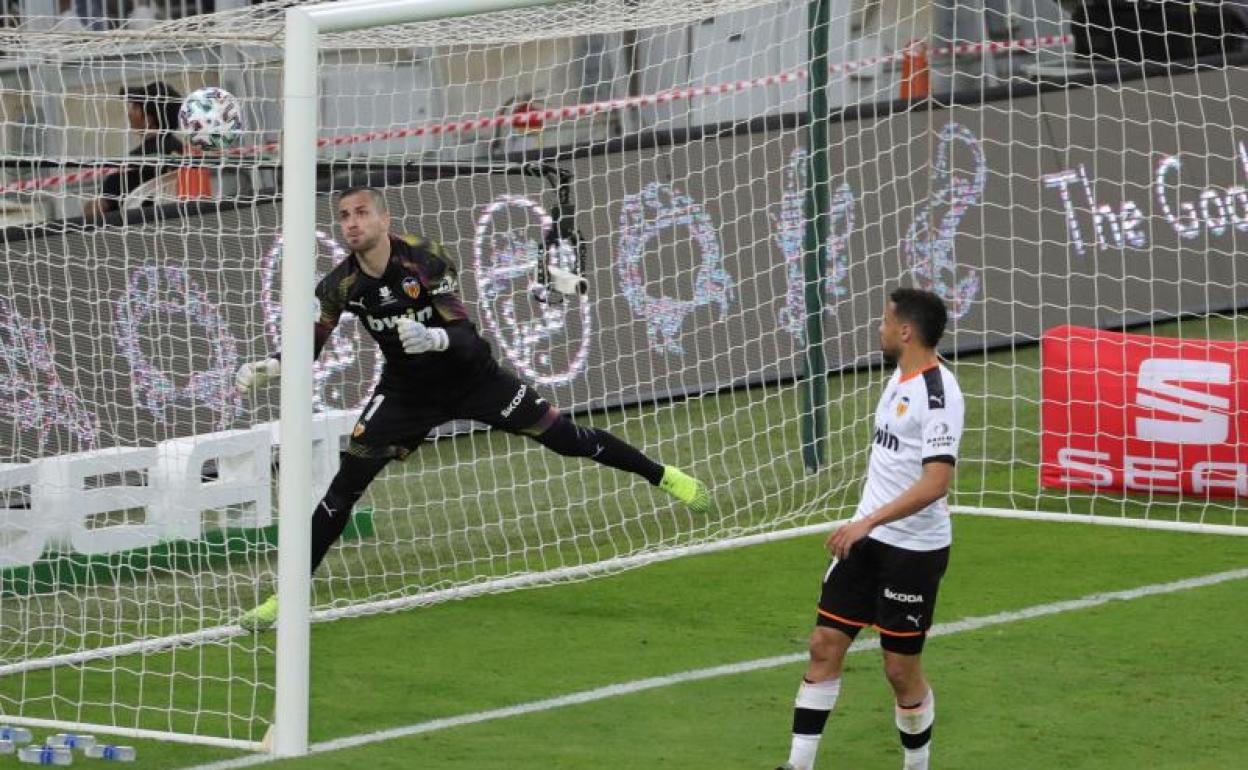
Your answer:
[336,186,388,213]
[120,81,182,132]
[889,287,948,348]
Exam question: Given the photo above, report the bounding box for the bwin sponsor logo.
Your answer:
[366,313,407,332]
[884,588,923,603]
[501,384,527,418]
[873,425,900,452]
[365,307,431,332]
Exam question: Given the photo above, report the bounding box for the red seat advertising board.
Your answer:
[1041,325,1246,498]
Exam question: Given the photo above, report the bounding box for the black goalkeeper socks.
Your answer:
[534,416,664,484]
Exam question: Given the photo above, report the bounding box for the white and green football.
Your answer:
[178,86,243,151]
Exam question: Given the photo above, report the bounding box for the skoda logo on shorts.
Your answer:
[501,383,527,418]
[883,587,924,604]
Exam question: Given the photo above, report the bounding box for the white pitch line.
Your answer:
[180,566,1248,770]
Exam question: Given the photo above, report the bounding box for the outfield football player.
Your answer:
[777,288,963,770]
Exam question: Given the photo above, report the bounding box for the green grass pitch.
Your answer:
[3,316,1246,768]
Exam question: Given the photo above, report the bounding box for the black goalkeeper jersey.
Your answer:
[313,234,495,388]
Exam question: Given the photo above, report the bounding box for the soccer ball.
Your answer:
[178,86,243,151]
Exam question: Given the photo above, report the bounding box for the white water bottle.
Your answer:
[1,738,14,754]
[84,745,136,762]
[45,734,94,751]
[17,745,72,765]
[0,726,33,744]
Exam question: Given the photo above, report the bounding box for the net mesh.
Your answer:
[1,0,1245,746]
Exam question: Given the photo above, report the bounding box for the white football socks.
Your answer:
[895,688,935,770]
[786,677,842,770]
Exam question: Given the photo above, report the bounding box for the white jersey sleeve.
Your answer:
[921,375,964,465]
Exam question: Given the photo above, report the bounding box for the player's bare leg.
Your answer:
[883,650,934,770]
[777,626,852,770]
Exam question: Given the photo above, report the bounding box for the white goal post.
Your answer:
[277,0,568,755]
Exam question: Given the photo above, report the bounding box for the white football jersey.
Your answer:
[853,363,964,551]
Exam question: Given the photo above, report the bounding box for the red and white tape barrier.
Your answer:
[0,34,1071,196]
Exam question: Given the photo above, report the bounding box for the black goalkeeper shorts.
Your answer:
[347,367,558,458]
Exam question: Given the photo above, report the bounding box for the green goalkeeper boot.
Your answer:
[239,594,278,633]
[659,466,710,514]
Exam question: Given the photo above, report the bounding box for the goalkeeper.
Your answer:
[236,186,709,631]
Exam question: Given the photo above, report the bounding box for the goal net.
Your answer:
[1,0,1246,750]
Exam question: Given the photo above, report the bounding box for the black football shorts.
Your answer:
[816,536,950,655]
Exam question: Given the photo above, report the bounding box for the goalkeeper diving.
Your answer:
[235,186,710,631]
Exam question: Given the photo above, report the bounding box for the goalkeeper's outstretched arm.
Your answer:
[236,272,344,394]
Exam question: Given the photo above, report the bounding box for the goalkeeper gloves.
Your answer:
[397,318,449,355]
[235,358,282,394]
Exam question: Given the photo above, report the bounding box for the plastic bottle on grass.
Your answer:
[0,726,33,744]
[85,745,136,762]
[17,745,72,765]
[45,734,95,750]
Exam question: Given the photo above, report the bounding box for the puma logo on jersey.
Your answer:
[883,587,923,603]
[906,614,922,627]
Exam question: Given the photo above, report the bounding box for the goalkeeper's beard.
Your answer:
[347,232,383,253]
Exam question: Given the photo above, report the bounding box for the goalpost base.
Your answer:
[952,506,1248,537]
